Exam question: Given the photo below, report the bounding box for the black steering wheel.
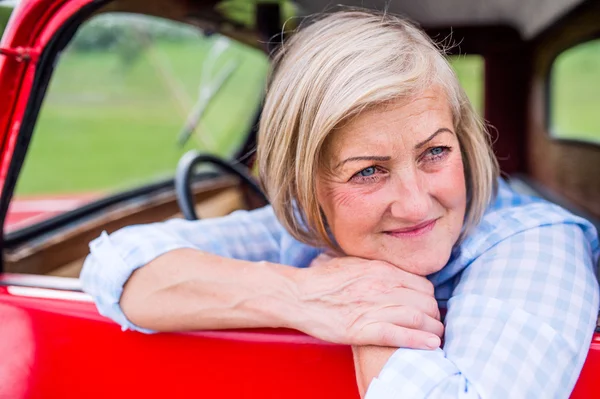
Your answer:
[175,151,268,220]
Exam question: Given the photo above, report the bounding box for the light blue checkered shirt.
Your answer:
[81,178,600,398]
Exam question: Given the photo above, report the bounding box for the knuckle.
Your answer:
[402,330,418,348]
[378,325,398,346]
[350,322,377,345]
[369,279,388,293]
[410,310,424,328]
[345,329,361,345]
[377,325,417,348]
[426,298,439,316]
[423,280,435,295]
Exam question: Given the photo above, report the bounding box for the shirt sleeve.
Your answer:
[365,222,600,399]
[80,206,290,333]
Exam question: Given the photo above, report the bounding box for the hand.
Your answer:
[287,253,443,349]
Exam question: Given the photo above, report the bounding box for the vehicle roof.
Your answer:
[96,0,592,51]
[0,0,589,37]
[297,0,585,38]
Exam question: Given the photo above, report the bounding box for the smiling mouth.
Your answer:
[384,219,438,238]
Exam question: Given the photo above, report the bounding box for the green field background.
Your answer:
[1,9,597,197]
[16,39,268,195]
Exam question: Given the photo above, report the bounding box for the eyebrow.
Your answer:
[334,155,392,170]
[414,128,454,149]
[333,128,454,170]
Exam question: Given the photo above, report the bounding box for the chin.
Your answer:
[341,236,455,276]
[385,247,453,276]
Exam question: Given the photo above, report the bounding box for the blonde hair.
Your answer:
[257,9,499,249]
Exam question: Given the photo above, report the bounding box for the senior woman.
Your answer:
[82,9,599,399]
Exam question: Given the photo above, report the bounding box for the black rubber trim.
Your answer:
[175,151,268,220]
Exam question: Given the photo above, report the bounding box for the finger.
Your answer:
[421,313,444,337]
[385,267,435,296]
[383,289,440,320]
[370,307,444,337]
[358,323,441,350]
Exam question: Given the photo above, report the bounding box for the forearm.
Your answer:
[352,346,397,398]
[120,248,301,332]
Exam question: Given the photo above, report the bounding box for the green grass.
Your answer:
[450,55,484,116]
[0,6,11,33]
[16,39,268,195]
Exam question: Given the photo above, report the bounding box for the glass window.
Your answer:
[6,13,268,232]
[0,4,13,37]
[449,55,484,116]
[550,39,600,144]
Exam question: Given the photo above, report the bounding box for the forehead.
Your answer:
[325,87,454,152]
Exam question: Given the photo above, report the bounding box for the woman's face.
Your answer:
[317,87,466,276]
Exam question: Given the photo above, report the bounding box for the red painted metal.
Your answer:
[1,283,598,398]
[0,46,41,62]
[5,193,99,231]
[0,285,360,399]
[571,334,600,398]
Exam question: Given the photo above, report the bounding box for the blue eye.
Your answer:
[358,167,377,176]
[350,165,384,183]
[430,147,444,156]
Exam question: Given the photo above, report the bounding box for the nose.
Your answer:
[388,170,432,223]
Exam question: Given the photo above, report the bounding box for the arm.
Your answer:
[119,249,302,332]
[81,206,317,332]
[356,222,599,398]
[353,346,396,397]
[82,206,443,348]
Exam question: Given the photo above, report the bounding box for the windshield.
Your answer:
[6,12,269,232]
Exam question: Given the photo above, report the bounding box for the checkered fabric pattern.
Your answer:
[81,178,600,398]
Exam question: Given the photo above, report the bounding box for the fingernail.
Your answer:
[426,336,440,349]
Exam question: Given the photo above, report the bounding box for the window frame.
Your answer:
[0,3,264,265]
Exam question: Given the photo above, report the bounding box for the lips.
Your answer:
[384,219,438,238]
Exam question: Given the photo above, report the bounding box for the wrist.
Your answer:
[274,266,339,339]
[247,261,303,329]
[264,264,323,333]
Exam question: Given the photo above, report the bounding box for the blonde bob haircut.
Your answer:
[257,9,499,250]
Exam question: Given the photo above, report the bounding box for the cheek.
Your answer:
[328,186,365,209]
[317,183,385,234]
[430,153,467,217]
